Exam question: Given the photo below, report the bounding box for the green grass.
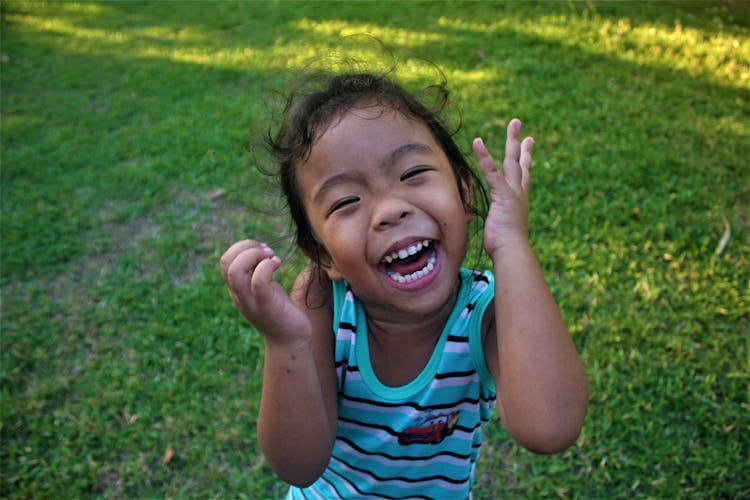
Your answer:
[1,1,748,497]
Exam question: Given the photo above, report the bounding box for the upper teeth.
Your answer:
[387,252,436,284]
[383,240,430,264]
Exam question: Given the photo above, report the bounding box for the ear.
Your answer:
[315,244,345,282]
[459,169,475,223]
[324,263,345,282]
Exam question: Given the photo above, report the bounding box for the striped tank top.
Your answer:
[287,269,497,499]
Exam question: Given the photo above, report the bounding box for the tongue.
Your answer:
[389,251,429,275]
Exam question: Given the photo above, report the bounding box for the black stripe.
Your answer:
[297,486,308,500]
[334,361,361,372]
[473,273,490,284]
[446,335,469,343]
[318,473,345,499]
[434,369,476,380]
[338,321,357,333]
[326,467,433,500]
[336,436,472,461]
[339,415,401,437]
[334,454,471,486]
[341,393,482,412]
[455,421,481,434]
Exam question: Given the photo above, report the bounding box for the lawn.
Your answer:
[1,1,748,498]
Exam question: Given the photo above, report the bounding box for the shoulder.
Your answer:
[291,265,334,323]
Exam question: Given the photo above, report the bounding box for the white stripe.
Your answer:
[326,466,362,497]
[340,397,483,419]
[443,341,470,354]
[335,438,467,469]
[318,473,346,499]
[338,418,394,441]
[330,456,470,492]
[341,370,363,382]
[336,328,355,342]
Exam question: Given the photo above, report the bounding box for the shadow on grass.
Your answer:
[3,1,747,277]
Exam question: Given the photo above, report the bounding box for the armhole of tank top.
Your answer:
[469,274,496,392]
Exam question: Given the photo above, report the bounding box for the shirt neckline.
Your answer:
[354,270,474,401]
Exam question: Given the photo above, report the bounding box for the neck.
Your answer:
[364,273,462,344]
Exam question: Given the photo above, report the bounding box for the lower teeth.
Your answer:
[387,252,436,284]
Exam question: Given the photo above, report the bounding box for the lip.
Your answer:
[378,240,442,291]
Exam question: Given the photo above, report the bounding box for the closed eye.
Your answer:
[327,196,359,216]
[400,165,433,181]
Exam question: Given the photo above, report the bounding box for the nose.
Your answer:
[372,197,411,230]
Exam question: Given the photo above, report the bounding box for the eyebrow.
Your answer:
[381,142,433,169]
[311,171,360,205]
[311,142,434,205]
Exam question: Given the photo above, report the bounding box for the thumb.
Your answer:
[250,256,283,302]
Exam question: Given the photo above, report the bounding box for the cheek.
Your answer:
[425,194,469,228]
[318,222,361,260]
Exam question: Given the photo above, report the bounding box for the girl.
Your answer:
[220,72,588,498]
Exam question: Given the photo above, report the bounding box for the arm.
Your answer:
[221,241,337,486]
[474,120,588,454]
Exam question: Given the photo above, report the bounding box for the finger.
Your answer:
[225,245,274,295]
[520,136,534,190]
[504,118,522,161]
[250,256,283,302]
[249,257,287,319]
[221,239,254,283]
[473,137,503,188]
[504,119,523,190]
[220,239,267,283]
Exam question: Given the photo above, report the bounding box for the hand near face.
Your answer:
[220,239,312,345]
[473,119,534,258]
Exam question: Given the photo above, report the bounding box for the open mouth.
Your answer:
[381,240,438,284]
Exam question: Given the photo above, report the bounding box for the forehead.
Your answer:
[306,105,438,169]
[296,107,443,201]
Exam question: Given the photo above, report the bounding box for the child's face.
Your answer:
[296,105,473,318]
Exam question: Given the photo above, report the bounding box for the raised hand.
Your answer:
[473,119,534,258]
[220,239,312,346]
